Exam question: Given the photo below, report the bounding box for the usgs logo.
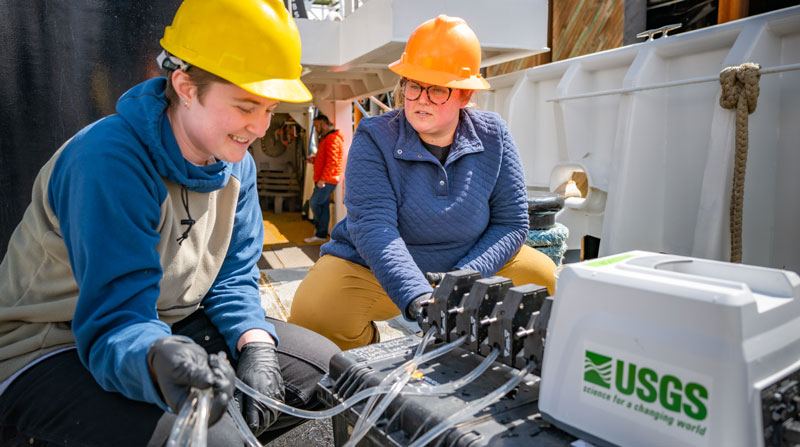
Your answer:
[584,350,709,421]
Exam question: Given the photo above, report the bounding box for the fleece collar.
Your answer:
[394,108,484,165]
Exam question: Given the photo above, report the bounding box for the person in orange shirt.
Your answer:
[289,16,556,351]
[304,114,344,243]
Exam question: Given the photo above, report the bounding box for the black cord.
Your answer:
[176,185,195,245]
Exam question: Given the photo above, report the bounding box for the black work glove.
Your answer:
[147,336,235,425]
[405,292,433,321]
[235,342,284,437]
[425,272,446,286]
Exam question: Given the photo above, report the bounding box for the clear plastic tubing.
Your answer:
[167,387,211,447]
[348,328,439,440]
[408,362,537,447]
[412,347,499,395]
[345,369,409,446]
[166,391,196,447]
[190,388,210,447]
[228,401,262,447]
[233,334,493,422]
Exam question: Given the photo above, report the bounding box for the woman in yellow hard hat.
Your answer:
[0,0,339,444]
[289,15,556,350]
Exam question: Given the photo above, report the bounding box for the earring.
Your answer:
[181,97,190,108]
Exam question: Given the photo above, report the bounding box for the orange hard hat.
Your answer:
[389,15,490,90]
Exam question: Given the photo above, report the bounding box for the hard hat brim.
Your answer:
[239,78,313,103]
[161,39,313,103]
[160,0,310,103]
[389,59,490,90]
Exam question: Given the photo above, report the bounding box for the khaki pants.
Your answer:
[288,245,556,350]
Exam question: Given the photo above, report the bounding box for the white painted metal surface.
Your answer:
[296,0,549,101]
[288,0,548,225]
[477,6,800,273]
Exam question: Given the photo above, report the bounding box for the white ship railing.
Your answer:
[547,62,800,102]
[478,5,800,272]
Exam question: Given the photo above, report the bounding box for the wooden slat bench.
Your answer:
[258,170,300,215]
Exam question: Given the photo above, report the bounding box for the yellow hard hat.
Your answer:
[161,0,312,103]
[389,15,490,90]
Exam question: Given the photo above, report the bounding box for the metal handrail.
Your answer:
[294,0,366,20]
[546,62,800,103]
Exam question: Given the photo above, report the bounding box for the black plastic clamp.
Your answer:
[420,269,482,342]
[518,296,554,376]
[483,284,548,366]
[453,276,514,354]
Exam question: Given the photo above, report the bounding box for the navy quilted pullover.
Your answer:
[321,108,529,313]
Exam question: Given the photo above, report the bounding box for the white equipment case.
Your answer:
[538,251,800,447]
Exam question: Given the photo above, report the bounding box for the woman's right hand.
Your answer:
[147,336,235,425]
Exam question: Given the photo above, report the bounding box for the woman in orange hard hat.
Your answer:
[289,15,556,350]
[0,0,339,444]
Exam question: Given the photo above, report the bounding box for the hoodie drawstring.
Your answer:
[176,185,195,245]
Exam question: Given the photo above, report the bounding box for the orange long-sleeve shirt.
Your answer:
[313,129,344,184]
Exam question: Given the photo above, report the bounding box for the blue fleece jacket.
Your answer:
[46,78,274,410]
[321,108,529,313]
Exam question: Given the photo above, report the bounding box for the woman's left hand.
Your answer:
[235,342,284,436]
[405,292,433,321]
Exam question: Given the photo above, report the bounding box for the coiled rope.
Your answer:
[719,62,760,263]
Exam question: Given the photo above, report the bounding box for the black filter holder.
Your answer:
[483,284,548,366]
[420,269,482,342]
[318,334,576,447]
[453,276,514,354]
[520,296,554,376]
[527,191,566,230]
